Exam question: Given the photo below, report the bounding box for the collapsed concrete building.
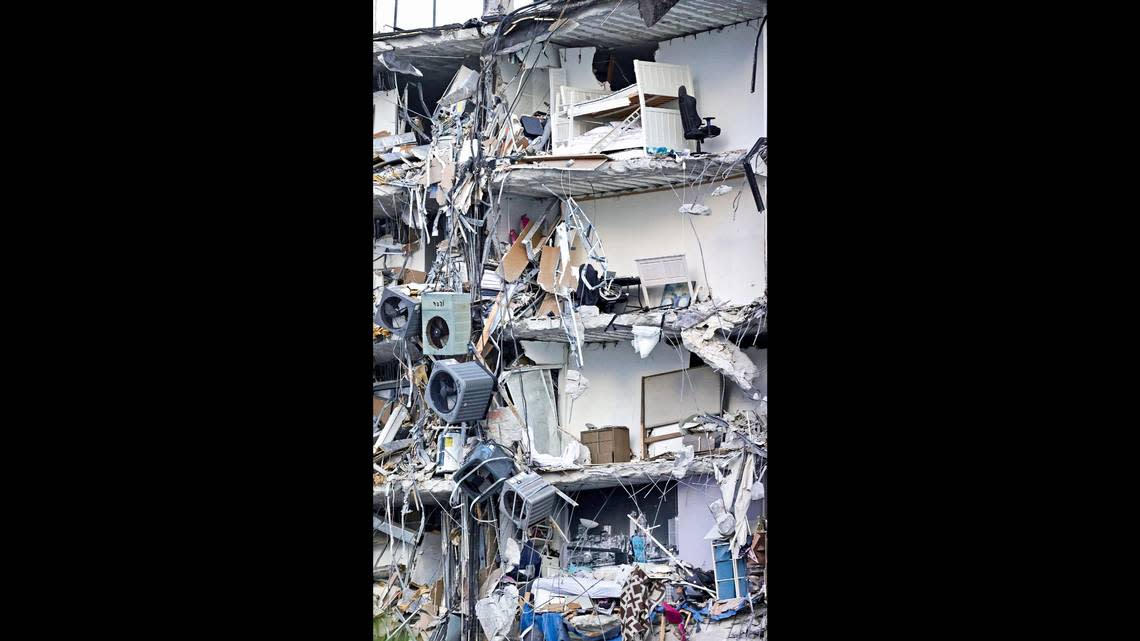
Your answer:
[373,2,767,641]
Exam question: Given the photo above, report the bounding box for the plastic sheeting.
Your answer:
[565,370,590,400]
[376,51,423,77]
[439,66,478,106]
[631,326,661,358]
[503,538,522,568]
[476,585,520,641]
[521,604,570,641]
[531,576,624,599]
[531,437,585,471]
[731,454,755,553]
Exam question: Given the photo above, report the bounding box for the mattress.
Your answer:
[559,123,644,155]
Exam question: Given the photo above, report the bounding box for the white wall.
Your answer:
[567,342,765,459]
[374,91,398,135]
[558,47,605,91]
[397,1,434,29]
[375,233,428,274]
[655,21,766,153]
[676,475,720,569]
[499,58,551,116]
[493,194,550,244]
[411,236,428,273]
[492,183,765,305]
[583,175,766,305]
[553,173,766,455]
[568,339,691,457]
[676,473,765,570]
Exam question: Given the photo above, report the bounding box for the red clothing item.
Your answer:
[661,603,686,641]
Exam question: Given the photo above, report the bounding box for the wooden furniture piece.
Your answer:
[579,426,631,463]
[549,60,696,153]
[635,254,693,309]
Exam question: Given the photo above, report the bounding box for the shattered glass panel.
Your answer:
[506,368,564,458]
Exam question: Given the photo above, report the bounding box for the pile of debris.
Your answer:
[372,342,768,641]
[373,467,768,641]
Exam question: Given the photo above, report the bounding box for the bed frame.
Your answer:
[550,60,695,153]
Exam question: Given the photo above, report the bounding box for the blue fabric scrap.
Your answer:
[521,604,571,641]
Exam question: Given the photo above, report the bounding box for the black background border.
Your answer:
[13,1,1075,637]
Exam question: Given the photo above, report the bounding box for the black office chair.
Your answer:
[678,85,720,154]
[519,115,545,139]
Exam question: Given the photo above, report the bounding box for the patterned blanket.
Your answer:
[617,566,664,640]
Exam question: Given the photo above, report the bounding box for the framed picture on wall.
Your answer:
[659,282,692,309]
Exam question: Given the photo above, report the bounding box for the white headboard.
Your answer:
[633,60,694,98]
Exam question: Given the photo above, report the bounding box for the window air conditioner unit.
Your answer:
[421,292,472,356]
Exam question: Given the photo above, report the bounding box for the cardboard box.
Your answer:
[580,426,630,463]
[399,269,428,284]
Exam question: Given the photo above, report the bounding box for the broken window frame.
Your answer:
[502,361,572,464]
